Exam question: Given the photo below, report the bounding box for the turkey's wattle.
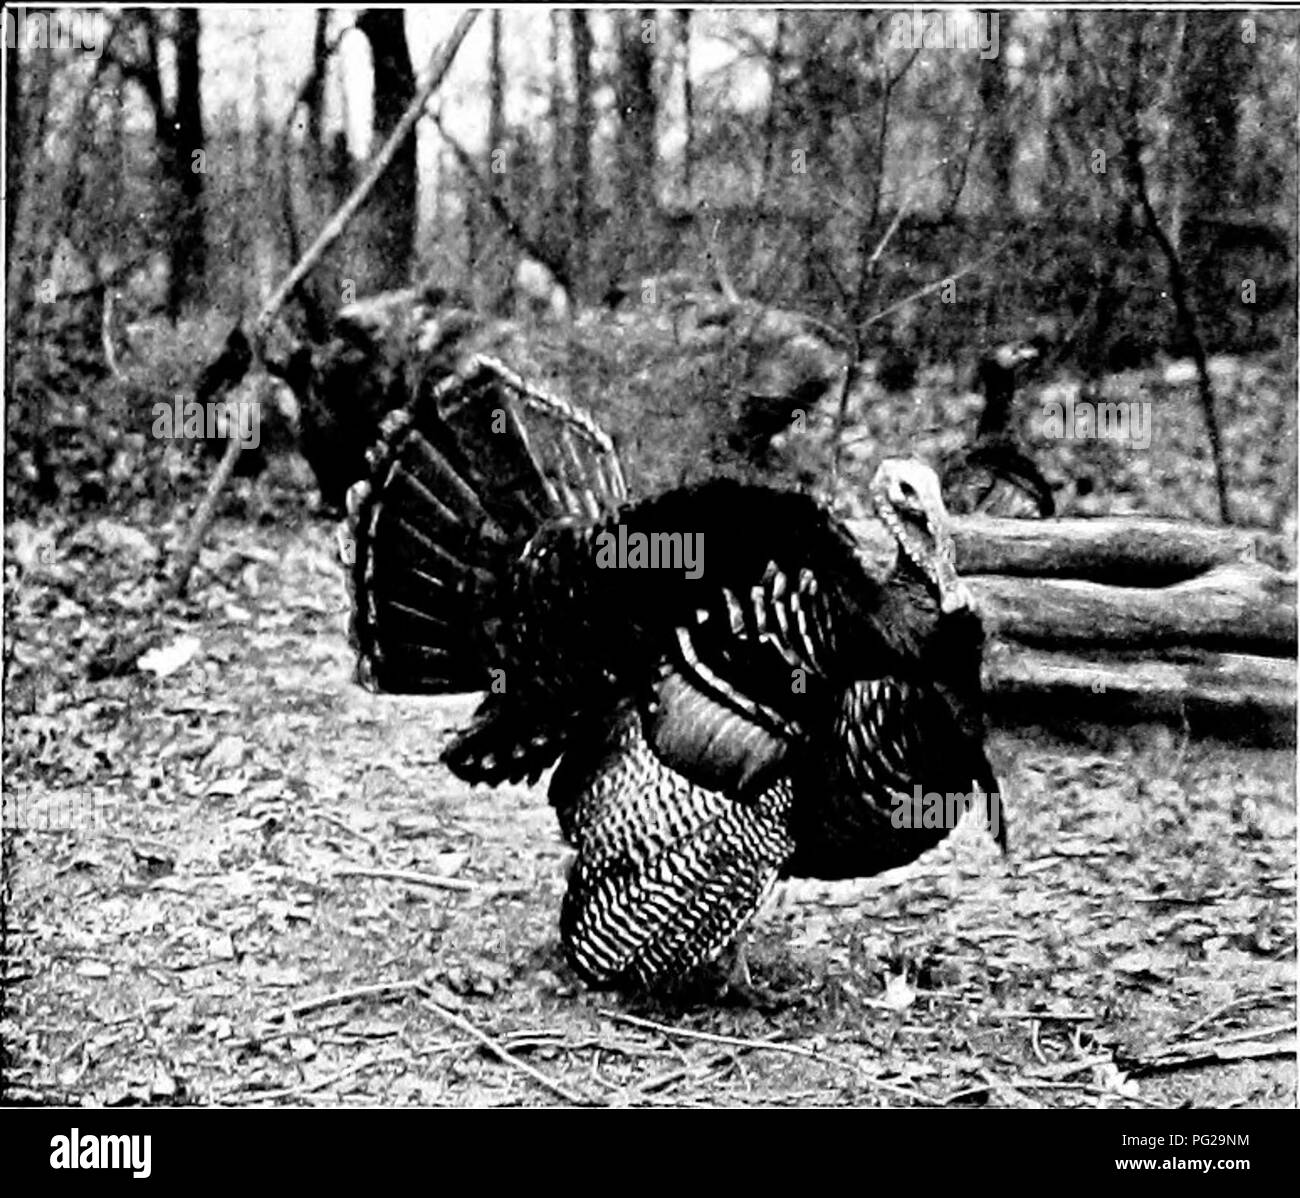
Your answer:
[345,356,1003,991]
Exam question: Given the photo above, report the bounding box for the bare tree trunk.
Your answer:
[169,8,205,317]
[306,9,329,145]
[488,8,504,191]
[1176,10,1252,336]
[614,10,657,274]
[253,22,274,302]
[231,105,250,313]
[5,33,20,254]
[356,8,416,291]
[569,10,594,299]
[978,9,1013,214]
[4,31,53,329]
[761,13,785,196]
[549,12,564,206]
[677,9,693,196]
[161,12,478,603]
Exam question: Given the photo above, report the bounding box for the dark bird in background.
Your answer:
[266,285,481,513]
[941,340,1055,518]
[345,357,1002,991]
[713,304,846,470]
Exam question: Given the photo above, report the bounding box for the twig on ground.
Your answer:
[1028,1055,1115,1081]
[333,866,474,892]
[632,1047,744,1098]
[1030,1019,1048,1067]
[417,986,594,1107]
[268,978,423,1023]
[985,1009,1096,1022]
[951,1077,1164,1109]
[1125,1025,1297,1076]
[218,1051,404,1105]
[1177,991,1292,1040]
[1167,1020,1296,1052]
[312,810,380,852]
[602,1010,941,1106]
[980,1069,1042,1109]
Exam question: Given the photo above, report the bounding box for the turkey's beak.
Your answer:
[909,481,970,615]
[900,506,971,614]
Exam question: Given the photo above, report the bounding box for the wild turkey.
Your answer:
[941,340,1054,518]
[346,356,1002,990]
[268,285,481,511]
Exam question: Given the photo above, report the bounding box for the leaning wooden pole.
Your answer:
[167,10,479,598]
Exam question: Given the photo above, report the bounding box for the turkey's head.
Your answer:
[976,340,1042,440]
[870,458,970,615]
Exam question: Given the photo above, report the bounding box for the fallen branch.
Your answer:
[1176,990,1293,1041]
[631,1047,752,1098]
[944,515,1286,581]
[311,810,381,851]
[984,644,1295,746]
[219,1051,404,1105]
[1121,1024,1297,1077]
[418,986,593,1106]
[985,1010,1096,1023]
[333,866,474,893]
[1027,1055,1116,1081]
[268,978,423,1023]
[602,1010,942,1106]
[972,564,1295,656]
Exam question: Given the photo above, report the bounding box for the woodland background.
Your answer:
[2,8,1296,1108]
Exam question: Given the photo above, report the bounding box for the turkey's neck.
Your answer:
[977,370,1016,440]
[875,555,943,662]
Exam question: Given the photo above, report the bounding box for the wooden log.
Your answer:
[969,564,1296,656]
[984,644,1296,747]
[949,514,1285,581]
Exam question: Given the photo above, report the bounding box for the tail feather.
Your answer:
[346,355,626,695]
[551,705,795,988]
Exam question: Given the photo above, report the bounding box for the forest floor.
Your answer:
[3,487,1295,1108]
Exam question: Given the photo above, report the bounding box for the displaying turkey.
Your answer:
[267,285,482,512]
[346,356,1003,991]
[941,340,1055,518]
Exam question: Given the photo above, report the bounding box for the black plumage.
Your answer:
[271,287,482,512]
[941,341,1055,518]
[346,356,1002,990]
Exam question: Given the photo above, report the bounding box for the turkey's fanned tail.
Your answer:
[345,355,626,694]
[551,704,795,988]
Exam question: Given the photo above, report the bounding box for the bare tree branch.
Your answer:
[160,10,480,603]
[1119,28,1231,524]
[431,111,572,293]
